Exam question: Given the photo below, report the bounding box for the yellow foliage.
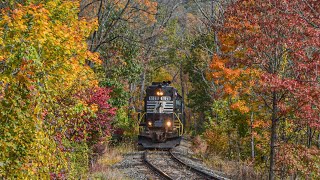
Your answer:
[0,0,100,178]
[90,104,99,113]
[205,128,229,154]
[152,67,172,82]
[230,100,250,114]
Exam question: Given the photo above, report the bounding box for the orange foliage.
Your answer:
[80,0,157,25]
[209,54,259,101]
[208,30,261,115]
[230,100,250,114]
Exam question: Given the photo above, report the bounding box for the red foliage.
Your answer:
[222,1,320,177]
[64,87,116,145]
[223,0,320,126]
[50,172,66,180]
[85,87,117,144]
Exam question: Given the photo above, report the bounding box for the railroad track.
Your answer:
[143,151,172,180]
[143,150,227,180]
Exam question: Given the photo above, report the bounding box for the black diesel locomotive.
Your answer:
[138,81,185,149]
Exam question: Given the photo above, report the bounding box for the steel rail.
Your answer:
[169,149,227,180]
[143,150,173,180]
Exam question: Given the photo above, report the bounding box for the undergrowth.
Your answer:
[191,135,267,180]
[89,139,136,180]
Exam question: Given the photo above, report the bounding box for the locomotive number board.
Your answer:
[149,96,171,101]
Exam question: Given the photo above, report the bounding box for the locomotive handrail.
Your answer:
[138,112,146,133]
[173,112,184,136]
[138,112,146,125]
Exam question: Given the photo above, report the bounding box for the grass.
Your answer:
[202,154,267,180]
[89,139,136,180]
[190,135,267,180]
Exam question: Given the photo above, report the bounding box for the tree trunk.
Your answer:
[318,132,320,148]
[180,63,186,130]
[129,83,134,105]
[197,112,205,132]
[269,91,278,180]
[210,0,220,55]
[307,126,312,148]
[180,63,185,104]
[185,78,190,130]
[237,132,241,162]
[139,68,146,102]
[251,111,255,160]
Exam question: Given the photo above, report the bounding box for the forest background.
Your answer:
[0,0,319,179]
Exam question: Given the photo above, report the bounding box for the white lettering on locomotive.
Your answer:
[146,100,174,113]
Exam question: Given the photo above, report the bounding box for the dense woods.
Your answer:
[0,0,319,179]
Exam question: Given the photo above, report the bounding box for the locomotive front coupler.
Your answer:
[152,131,167,142]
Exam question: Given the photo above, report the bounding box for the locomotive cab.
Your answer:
[138,81,184,149]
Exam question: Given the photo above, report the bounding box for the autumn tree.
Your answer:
[79,0,158,86]
[0,0,116,178]
[77,0,160,134]
[221,0,320,178]
[172,0,234,132]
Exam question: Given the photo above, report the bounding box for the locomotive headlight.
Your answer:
[166,121,172,127]
[156,90,164,96]
[148,121,152,126]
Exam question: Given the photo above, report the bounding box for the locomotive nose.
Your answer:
[153,131,166,142]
